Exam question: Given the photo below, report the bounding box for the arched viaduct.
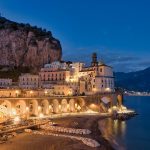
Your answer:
[0,93,122,117]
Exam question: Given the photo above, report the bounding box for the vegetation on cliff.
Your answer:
[0,16,62,70]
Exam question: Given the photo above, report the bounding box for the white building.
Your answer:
[19,73,39,89]
[39,53,115,95]
[0,78,12,88]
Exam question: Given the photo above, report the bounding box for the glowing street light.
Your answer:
[105,87,111,92]
[39,113,44,118]
[59,105,61,110]
[12,108,16,116]
[15,90,19,97]
[14,116,20,124]
[30,90,33,94]
[38,106,41,111]
[26,107,29,111]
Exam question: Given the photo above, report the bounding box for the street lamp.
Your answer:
[14,116,20,124]
[44,90,48,96]
[12,108,16,116]
[30,91,33,97]
[15,90,19,97]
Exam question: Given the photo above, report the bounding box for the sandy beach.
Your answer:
[0,115,114,150]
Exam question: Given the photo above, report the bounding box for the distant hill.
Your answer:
[115,67,150,92]
[0,16,62,69]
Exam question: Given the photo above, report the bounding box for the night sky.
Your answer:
[0,0,150,72]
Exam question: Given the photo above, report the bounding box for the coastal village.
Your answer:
[0,50,136,150]
[0,53,127,119]
[0,0,149,149]
[0,17,135,149]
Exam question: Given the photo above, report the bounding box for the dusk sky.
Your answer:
[0,0,150,72]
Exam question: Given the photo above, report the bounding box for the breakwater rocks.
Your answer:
[40,124,91,135]
[112,111,137,120]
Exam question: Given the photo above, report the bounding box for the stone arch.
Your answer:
[15,100,26,115]
[29,99,38,116]
[52,99,59,113]
[69,99,75,112]
[61,99,68,113]
[1,100,12,116]
[78,98,86,111]
[41,99,49,115]
[78,98,85,106]
[0,105,9,119]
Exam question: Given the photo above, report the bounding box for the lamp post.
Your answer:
[44,90,48,96]
[15,90,19,97]
[30,90,33,97]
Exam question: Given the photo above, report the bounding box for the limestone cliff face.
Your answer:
[0,17,62,69]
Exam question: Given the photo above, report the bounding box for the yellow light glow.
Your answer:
[93,88,97,92]
[112,106,117,110]
[26,107,29,111]
[14,116,20,124]
[90,103,96,108]
[67,104,69,109]
[15,90,19,94]
[12,108,16,116]
[105,88,111,92]
[38,106,41,111]
[65,78,69,82]
[59,105,61,109]
[44,90,48,94]
[75,103,78,108]
[77,105,81,111]
[39,113,44,118]
[30,91,33,94]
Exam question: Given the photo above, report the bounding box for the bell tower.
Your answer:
[91,52,98,66]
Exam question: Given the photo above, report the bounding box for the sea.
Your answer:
[98,96,150,150]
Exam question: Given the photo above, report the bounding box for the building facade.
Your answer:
[39,53,115,95]
[19,73,39,89]
[0,78,12,88]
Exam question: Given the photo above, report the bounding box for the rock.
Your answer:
[12,132,17,137]
[0,17,62,69]
[0,135,8,141]
[24,129,32,133]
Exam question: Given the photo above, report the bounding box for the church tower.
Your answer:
[91,52,98,66]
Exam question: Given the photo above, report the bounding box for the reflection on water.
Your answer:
[98,96,150,150]
[98,118,126,150]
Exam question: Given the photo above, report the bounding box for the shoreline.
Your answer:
[0,115,115,150]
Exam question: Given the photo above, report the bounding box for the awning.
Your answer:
[101,97,110,104]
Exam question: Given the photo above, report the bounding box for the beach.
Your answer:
[0,115,114,150]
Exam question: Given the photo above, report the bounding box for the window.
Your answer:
[100,68,102,72]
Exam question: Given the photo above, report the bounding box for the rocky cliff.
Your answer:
[0,17,62,69]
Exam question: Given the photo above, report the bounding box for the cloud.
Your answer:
[62,47,149,72]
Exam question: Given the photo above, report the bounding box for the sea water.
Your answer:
[98,96,150,150]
